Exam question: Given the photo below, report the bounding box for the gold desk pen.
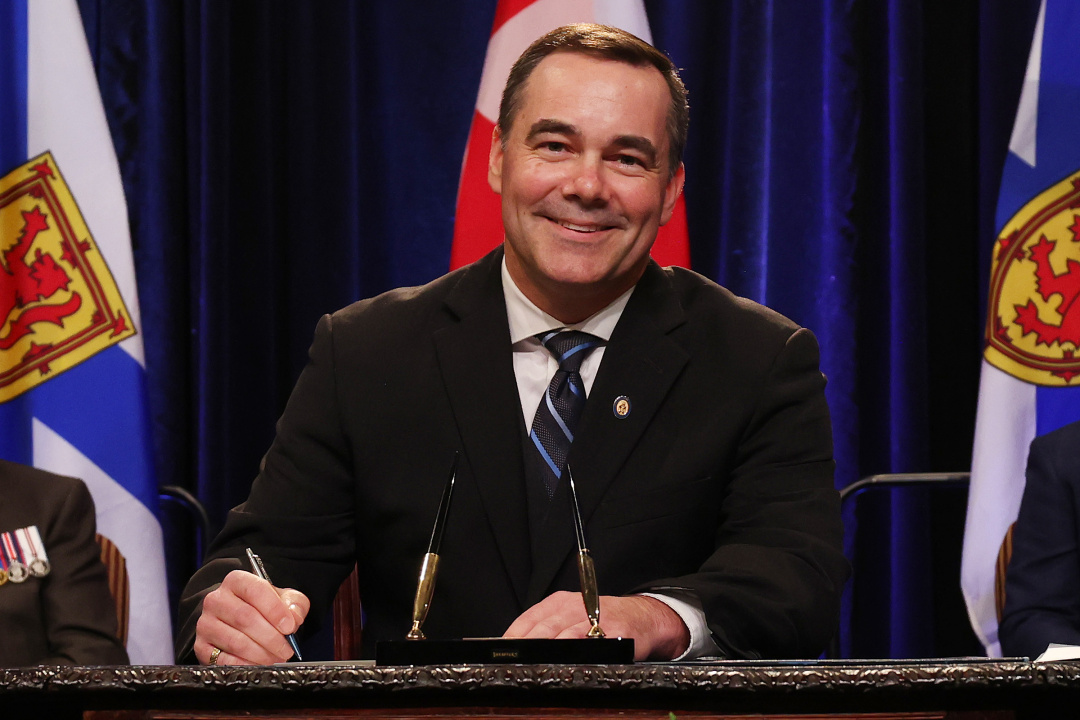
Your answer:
[567,467,604,638]
[407,454,459,640]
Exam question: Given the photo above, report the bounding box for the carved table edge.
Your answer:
[2,660,1072,698]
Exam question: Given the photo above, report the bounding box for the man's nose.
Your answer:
[562,158,608,205]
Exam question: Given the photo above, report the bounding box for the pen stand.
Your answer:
[381,462,634,665]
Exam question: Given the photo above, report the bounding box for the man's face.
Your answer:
[489,51,685,321]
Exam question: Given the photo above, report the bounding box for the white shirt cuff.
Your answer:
[640,590,723,660]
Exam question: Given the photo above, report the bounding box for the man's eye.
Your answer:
[616,155,643,167]
[541,142,566,152]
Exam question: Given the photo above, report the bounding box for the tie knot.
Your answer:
[539,330,602,373]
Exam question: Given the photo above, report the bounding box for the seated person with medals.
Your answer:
[0,459,129,666]
[177,24,848,665]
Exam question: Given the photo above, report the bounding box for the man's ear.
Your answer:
[488,126,504,195]
[659,163,686,226]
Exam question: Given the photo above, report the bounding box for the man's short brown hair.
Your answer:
[498,23,689,178]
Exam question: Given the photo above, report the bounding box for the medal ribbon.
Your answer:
[1,532,19,566]
[26,526,49,563]
[17,526,50,577]
[0,531,29,581]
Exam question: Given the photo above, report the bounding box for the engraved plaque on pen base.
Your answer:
[375,636,634,666]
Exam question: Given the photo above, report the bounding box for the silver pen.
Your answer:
[245,548,303,661]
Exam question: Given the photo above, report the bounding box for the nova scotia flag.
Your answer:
[1,0,172,663]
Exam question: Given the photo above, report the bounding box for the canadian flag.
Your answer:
[449,0,691,271]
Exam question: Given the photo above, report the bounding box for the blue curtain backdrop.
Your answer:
[71,0,1040,659]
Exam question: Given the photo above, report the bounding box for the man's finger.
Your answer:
[198,591,293,664]
[276,587,310,628]
[194,638,258,667]
[504,591,587,639]
[195,613,282,666]
[227,571,304,635]
[503,610,539,638]
[553,621,592,640]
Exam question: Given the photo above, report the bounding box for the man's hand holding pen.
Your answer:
[194,569,310,666]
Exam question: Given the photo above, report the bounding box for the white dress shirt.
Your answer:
[500,259,721,660]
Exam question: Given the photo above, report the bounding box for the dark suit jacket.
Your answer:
[177,249,848,660]
[0,460,129,667]
[1000,420,1080,658]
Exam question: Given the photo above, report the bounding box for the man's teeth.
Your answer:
[559,220,601,232]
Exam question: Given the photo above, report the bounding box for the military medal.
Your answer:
[0,532,28,583]
[19,526,51,578]
[0,550,8,586]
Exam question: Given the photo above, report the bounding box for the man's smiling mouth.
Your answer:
[547,216,618,234]
[560,220,603,232]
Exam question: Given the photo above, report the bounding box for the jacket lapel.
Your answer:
[526,262,689,605]
[433,250,531,608]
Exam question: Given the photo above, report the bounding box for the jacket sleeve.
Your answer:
[640,328,848,659]
[175,313,358,663]
[1000,428,1080,658]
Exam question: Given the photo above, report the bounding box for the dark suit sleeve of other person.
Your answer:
[0,461,129,667]
[1000,420,1080,658]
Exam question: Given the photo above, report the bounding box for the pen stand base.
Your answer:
[375,637,634,666]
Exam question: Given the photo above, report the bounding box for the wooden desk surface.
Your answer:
[1,660,1076,719]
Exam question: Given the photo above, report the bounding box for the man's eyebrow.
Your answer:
[526,119,579,141]
[611,135,658,165]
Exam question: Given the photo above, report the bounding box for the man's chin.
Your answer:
[541,267,638,301]
[538,263,616,290]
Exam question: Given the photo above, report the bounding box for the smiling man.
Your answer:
[177,24,848,666]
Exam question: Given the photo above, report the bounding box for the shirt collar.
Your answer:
[501,257,633,344]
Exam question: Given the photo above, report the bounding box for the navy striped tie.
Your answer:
[529,330,603,498]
